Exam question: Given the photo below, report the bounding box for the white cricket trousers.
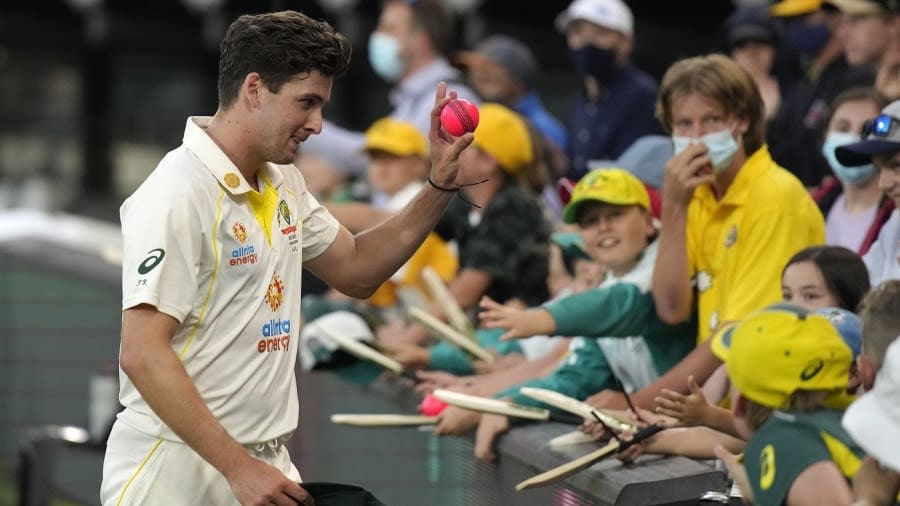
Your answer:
[100,419,301,506]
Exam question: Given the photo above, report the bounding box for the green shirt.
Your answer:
[744,409,864,506]
[496,240,696,409]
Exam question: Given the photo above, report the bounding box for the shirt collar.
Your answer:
[389,58,463,107]
[183,116,284,195]
[694,145,772,207]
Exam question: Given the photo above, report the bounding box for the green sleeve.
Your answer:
[495,337,614,410]
[744,420,833,506]
[543,283,652,338]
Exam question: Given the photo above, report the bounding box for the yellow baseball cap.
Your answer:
[562,168,651,224]
[712,303,855,410]
[363,118,427,158]
[471,103,534,173]
[769,0,823,16]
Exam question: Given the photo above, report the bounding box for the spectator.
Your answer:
[713,305,863,505]
[841,281,900,504]
[815,87,894,254]
[580,55,825,412]
[556,0,663,181]
[876,38,900,100]
[298,0,479,196]
[725,6,791,120]
[456,35,568,154]
[771,0,838,78]
[767,0,878,188]
[837,98,900,284]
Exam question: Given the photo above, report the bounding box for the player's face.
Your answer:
[257,71,332,164]
[781,261,841,311]
[577,202,653,276]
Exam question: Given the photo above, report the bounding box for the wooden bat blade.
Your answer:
[519,387,636,433]
[421,267,475,339]
[313,324,404,373]
[330,414,437,426]
[408,307,494,363]
[548,430,596,448]
[431,389,549,421]
[515,440,620,491]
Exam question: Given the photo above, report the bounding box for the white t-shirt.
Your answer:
[864,210,900,286]
[118,117,339,444]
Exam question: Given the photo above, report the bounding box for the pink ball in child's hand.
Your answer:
[440,99,479,137]
[419,393,449,416]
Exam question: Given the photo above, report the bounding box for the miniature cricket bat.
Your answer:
[549,430,596,448]
[519,387,636,433]
[421,267,475,339]
[515,424,666,490]
[431,389,582,425]
[408,307,494,363]
[330,414,437,426]
[313,324,405,373]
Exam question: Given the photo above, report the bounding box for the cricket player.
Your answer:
[101,11,473,506]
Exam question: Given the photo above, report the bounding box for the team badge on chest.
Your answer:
[277,199,299,251]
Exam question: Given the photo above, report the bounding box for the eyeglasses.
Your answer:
[863,114,900,138]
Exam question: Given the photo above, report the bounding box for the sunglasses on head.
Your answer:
[862,114,900,138]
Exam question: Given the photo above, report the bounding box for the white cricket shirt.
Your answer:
[117,117,338,444]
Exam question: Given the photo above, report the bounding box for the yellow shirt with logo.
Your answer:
[687,146,825,343]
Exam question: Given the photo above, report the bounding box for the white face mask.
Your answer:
[672,127,740,175]
[368,32,404,82]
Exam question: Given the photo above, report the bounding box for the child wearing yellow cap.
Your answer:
[428,168,696,459]
[713,303,863,505]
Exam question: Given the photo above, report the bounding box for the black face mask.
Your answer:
[569,45,618,82]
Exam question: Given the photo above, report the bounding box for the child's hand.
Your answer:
[413,370,468,394]
[585,389,629,410]
[714,445,754,505]
[433,405,481,435]
[653,375,710,427]
[474,414,510,462]
[386,342,430,369]
[478,296,554,340]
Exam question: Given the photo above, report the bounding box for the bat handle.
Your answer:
[548,412,584,425]
[400,369,421,384]
[619,424,664,450]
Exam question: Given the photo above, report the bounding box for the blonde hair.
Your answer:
[743,390,831,432]
[859,280,900,368]
[656,54,766,155]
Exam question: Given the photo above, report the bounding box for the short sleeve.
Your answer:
[121,185,203,323]
[299,188,339,261]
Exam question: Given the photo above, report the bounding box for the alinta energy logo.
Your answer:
[230,221,256,266]
[260,273,291,353]
[265,273,285,312]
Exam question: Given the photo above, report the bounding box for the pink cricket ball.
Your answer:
[418,393,449,416]
[440,99,479,137]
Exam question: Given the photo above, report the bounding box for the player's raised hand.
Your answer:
[228,457,313,506]
[428,82,475,188]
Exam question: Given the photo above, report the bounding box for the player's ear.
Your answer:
[243,72,264,109]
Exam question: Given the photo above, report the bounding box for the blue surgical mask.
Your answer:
[821,131,877,185]
[784,19,830,60]
[368,32,404,82]
[672,128,740,174]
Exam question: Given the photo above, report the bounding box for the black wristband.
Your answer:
[427,177,457,192]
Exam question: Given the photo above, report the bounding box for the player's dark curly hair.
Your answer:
[217,10,352,108]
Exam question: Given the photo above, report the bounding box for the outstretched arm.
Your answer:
[305,83,474,298]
